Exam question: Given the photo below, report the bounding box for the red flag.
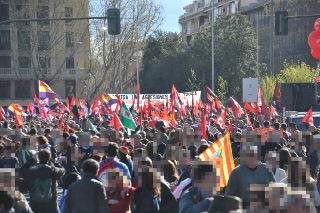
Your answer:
[271,81,281,110]
[244,101,256,114]
[227,106,233,115]
[245,112,252,127]
[15,114,23,128]
[65,122,70,133]
[206,86,215,103]
[89,98,94,115]
[230,97,243,118]
[215,109,226,129]
[215,97,224,109]
[115,91,122,113]
[302,107,313,126]
[251,102,261,114]
[155,101,160,115]
[0,111,5,121]
[161,107,169,121]
[143,102,148,120]
[78,98,85,108]
[170,110,176,127]
[257,87,269,115]
[201,110,208,140]
[96,96,102,106]
[270,104,278,118]
[59,115,64,130]
[70,96,76,106]
[148,95,152,115]
[138,107,143,125]
[109,113,124,130]
[27,101,31,114]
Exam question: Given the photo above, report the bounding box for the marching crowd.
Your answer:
[0,101,320,213]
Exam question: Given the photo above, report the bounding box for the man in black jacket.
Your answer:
[21,149,65,213]
[64,159,109,213]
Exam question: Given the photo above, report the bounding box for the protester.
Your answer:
[64,159,109,213]
[21,149,65,213]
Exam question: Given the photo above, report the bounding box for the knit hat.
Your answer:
[120,146,129,155]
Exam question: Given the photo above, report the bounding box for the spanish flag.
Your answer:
[39,81,61,104]
[198,129,235,189]
[101,94,118,108]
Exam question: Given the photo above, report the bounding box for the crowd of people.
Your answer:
[0,102,320,213]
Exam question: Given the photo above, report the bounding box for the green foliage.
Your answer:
[217,76,228,101]
[259,62,320,104]
[140,14,257,98]
[186,69,201,91]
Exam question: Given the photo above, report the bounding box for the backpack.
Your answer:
[30,176,53,203]
[97,159,116,186]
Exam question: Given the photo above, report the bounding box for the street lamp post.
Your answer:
[212,0,215,92]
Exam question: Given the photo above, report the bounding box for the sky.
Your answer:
[155,0,194,33]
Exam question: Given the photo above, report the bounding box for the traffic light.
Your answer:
[107,8,120,35]
[275,11,288,35]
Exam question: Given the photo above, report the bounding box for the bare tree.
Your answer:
[86,0,163,101]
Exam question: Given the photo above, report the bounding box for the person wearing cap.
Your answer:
[64,135,80,174]
[118,146,133,177]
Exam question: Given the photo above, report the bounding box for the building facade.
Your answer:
[0,0,90,106]
[242,0,318,74]
[179,0,241,43]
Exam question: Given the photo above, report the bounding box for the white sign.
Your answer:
[243,78,258,103]
[110,91,201,108]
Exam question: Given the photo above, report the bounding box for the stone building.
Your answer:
[242,0,319,74]
[179,0,241,43]
[0,0,90,106]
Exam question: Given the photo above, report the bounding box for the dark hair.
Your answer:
[106,142,119,157]
[279,148,291,172]
[145,141,156,160]
[89,154,102,162]
[139,167,161,198]
[192,161,215,182]
[38,149,51,163]
[197,144,209,156]
[82,159,99,175]
[281,123,287,131]
[274,122,280,130]
[29,128,37,135]
[159,126,166,133]
[63,172,81,190]
[44,128,51,135]
[63,132,70,139]
[157,142,166,156]
[0,191,14,210]
[263,121,270,128]
[37,136,48,145]
[163,160,179,183]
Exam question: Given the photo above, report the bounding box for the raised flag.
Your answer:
[215,97,224,109]
[39,81,61,102]
[120,102,137,131]
[88,119,99,134]
[201,110,208,140]
[110,112,124,130]
[230,97,243,118]
[70,96,76,106]
[89,98,94,115]
[206,86,215,102]
[101,94,118,108]
[270,104,278,118]
[215,109,226,130]
[257,87,269,115]
[244,101,256,114]
[271,81,281,110]
[302,107,313,126]
[7,103,23,116]
[245,112,252,127]
[198,129,235,188]
[15,114,23,128]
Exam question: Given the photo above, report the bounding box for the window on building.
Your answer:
[0,81,10,99]
[0,56,11,68]
[66,57,74,68]
[38,31,50,51]
[65,7,73,24]
[65,32,74,48]
[15,80,30,98]
[37,6,49,26]
[18,31,31,50]
[0,30,10,50]
[39,57,50,69]
[65,80,76,99]
[0,4,9,24]
[18,56,31,68]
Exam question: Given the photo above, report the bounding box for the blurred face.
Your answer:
[178,149,190,166]
[243,145,259,169]
[197,170,216,195]
[287,196,312,213]
[265,151,277,170]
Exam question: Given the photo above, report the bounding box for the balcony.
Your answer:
[0,68,89,79]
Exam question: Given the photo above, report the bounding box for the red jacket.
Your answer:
[106,186,136,213]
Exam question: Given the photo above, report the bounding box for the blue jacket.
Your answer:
[178,187,212,213]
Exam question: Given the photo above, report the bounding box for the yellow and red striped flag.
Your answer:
[198,130,235,189]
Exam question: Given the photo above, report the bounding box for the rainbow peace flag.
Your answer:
[198,131,235,189]
[101,94,118,108]
[39,80,62,103]
[7,103,24,116]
